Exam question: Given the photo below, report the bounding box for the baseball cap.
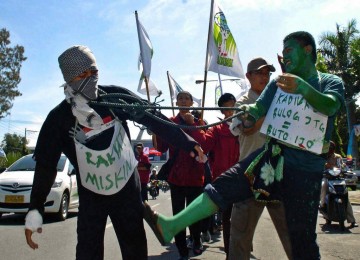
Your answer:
[247,57,275,73]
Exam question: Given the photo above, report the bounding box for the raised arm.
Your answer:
[276,73,341,116]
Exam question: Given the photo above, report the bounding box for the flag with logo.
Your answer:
[168,73,201,107]
[207,0,244,78]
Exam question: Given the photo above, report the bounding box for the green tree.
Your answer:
[1,133,29,155]
[0,28,27,119]
[318,19,360,161]
[315,52,328,73]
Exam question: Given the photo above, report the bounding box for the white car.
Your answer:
[0,154,78,221]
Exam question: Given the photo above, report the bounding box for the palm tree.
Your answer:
[318,19,360,162]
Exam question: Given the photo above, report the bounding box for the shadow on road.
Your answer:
[147,234,226,260]
[320,223,352,234]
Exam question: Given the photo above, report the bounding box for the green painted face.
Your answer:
[282,38,307,75]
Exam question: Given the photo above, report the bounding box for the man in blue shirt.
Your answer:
[150,31,345,259]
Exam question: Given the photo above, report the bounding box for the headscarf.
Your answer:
[58,45,97,83]
[59,45,103,129]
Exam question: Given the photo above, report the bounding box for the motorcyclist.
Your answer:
[150,168,160,194]
[319,141,358,228]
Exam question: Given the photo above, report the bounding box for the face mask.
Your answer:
[69,74,98,100]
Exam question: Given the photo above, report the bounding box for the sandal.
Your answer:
[143,201,166,246]
[192,241,203,255]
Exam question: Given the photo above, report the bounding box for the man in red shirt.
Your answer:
[202,93,239,259]
[153,91,207,259]
[135,143,152,202]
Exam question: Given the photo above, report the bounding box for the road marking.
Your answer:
[151,203,160,208]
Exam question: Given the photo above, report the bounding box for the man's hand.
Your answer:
[237,106,257,129]
[242,117,265,136]
[181,113,195,125]
[277,72,341,116]
[276,73,305,94]
[25,228,41,249]
[190,145,207,163]
[24,209,43,250]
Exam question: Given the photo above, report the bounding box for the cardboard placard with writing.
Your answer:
[260,88,328,154]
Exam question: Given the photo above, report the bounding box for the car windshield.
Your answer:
[7,155,67,172]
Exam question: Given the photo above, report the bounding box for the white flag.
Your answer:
[234,78,251,100]
[137,55,160,96]
[207,0,244,78]
[168,73,201,107]
[215,84,223,106]
[137,77,160,96]
[136,17,153,78]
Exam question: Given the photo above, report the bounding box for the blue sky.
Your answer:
[1,0,359,147]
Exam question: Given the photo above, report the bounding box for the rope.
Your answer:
[144,110,244,130]
[93,93,242,111]
[89,92,246,130]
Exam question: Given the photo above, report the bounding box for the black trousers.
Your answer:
[76,173,147,260]
[140,183,148,202]
[169,183,203,257]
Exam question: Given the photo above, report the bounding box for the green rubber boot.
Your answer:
[157,193,219,243]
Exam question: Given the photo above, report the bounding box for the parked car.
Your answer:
[0,154,78,221]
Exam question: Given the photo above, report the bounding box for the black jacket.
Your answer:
[30,85,198,214]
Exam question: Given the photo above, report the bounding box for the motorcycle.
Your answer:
[319,167,348,231]
[158,180,170,193]
[147,180,159,199]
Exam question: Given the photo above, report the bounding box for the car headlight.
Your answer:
[52,178,63,188]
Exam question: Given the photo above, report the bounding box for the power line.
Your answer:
[0,117,42,138]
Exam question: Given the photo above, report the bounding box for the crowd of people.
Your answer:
[23,30,358,260]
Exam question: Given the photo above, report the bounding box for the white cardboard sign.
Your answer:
[260,88,328,154]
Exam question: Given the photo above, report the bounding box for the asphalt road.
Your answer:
[0,188,359,260]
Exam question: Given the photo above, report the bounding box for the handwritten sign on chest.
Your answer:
[260,88,328,154]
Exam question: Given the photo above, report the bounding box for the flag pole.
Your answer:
[135,10,151,102]
[144,77,151,102]
[166,71,175,116]
[217,73,223,91]
[200,0,214,120]
[215,73,223,105]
